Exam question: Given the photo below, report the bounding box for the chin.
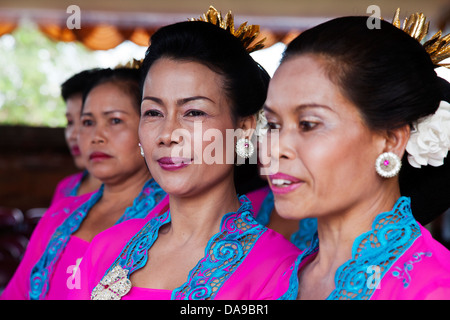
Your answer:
[154,178,190,196]
[273,195,309,220]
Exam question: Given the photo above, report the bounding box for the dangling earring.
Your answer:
[138,143,145,157]
[236,138,254,159]
[375,152,401,178]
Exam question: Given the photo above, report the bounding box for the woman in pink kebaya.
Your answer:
[264,14,450,299]
[69,17,300,300]
[1,67,166,300]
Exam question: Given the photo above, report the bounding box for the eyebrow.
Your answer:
[142,95,215,106]
[264,103,333,114]
[81,110,131,117]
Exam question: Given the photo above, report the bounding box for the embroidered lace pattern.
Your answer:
[92,196,266,300]
[279,197,421,300]
[29,179,165,300]
[104,211,171,276]
[116,179,166,223]
[255,190,317,251]
[391,251,432,288]
[173,198,265,300]
[64,170,87,197]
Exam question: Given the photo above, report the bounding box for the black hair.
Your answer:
[61,68,103,101]
[282,16,450,225]
[81,67,142,114]
[140,21,270,119]
[140,21,270,194]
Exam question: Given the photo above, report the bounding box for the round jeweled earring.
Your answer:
[375,152,402,178]
[236,138,254,159]
[138,143,145,157]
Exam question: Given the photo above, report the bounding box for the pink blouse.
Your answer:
[1,194,92,300]
[276,197,450,300]
[1,182,168,300]
[69,196,301,300]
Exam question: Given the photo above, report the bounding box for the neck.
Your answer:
[102,168,152,203]
[312,186,401,279]
[166,178,241,243]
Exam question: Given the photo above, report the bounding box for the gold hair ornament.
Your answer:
[189,6,266,53]
[115,58,143,70]
[391,8,450,68]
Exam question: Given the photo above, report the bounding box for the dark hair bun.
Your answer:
[283,16,450,224]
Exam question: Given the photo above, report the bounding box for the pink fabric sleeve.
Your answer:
[50,172,84,205]
[245,186,271,217]
[371,225,450,300]
[68,199,170,300]
[0,195,91,300]
[67,219,147,300]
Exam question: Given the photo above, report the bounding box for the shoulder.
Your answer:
[373,225,450,299]
[255,228,301,258]
[58,172,84,186]
[34,194,92,237]
[51,172,84,203]
[245,186,271,215]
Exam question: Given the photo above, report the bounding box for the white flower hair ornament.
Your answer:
[255,109,268,137]
[406,101,450,168]
[390,9,450,169]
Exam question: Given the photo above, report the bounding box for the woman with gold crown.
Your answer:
[263,11,450,299]
[68,9,301,300]
[1,67,167,300]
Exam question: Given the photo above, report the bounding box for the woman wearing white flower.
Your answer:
[264,12,450,300]
[406,101,450,168]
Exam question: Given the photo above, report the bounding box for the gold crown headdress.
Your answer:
[115,58,143,70]
[391,8,450,68]
[189,6,266,53]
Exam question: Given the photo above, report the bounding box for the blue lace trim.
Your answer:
[62,170,88,197]
[116,179,167,223]
[279,197,421,300]
[255,189,317,251]
[100,195,266,300]
[29,179,165,300]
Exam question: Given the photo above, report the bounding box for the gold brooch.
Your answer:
[91,265,132,300]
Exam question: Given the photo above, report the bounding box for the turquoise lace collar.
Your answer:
[279,197,421,300]
[29,178,166,300]
[92,195,267,300]
[67,170,88,197]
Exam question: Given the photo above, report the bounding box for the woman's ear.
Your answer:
[383,124,411,158]
[237,114,257,139]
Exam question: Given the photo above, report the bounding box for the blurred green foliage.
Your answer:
[0,22,116,127]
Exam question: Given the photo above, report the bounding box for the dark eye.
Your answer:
[111,118,122,125]
[186,110,206,117]
[265,122,280,130]
[299,121,318,131]
[82,119,93,126]
[143,110,163,117]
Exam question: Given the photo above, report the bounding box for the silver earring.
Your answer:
[236,138,254,159]
[375,152,401,178]
[138,143,145,157]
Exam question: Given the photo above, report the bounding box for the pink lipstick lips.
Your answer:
[269,172,304,194]
[89,151,112,162]
[157,157,192,171]
[71,145,81,156]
